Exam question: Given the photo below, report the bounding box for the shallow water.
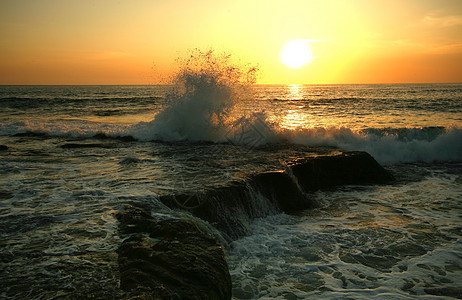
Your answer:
[228,163,462,299]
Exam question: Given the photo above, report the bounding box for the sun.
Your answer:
[280,40,314,69]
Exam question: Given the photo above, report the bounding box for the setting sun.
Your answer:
[280,40,315,69]
[0,0,461,84]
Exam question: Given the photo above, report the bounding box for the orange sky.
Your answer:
[1,0,461,85]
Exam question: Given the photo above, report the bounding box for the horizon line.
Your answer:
[1,82,461,86]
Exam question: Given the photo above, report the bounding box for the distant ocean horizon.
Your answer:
[1,80,461,298]
[2,81,462,86]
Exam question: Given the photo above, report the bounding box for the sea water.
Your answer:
[0,80,461,298]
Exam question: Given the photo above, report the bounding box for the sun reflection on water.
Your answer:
[279,84,325,129]
[287,84,304,100]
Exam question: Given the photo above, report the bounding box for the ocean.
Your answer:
[0,80,461,298]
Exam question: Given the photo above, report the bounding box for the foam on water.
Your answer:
[123,60,461,163]
[284,126,462,165]
[1,67,460,166]
[1,121,460,165]
[227,164,462,299]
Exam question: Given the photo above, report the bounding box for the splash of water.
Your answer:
[129,50,259,142]
[127,52,461,163]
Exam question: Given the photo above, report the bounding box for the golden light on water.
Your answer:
[278,85,326,129]
[280,110,307,130]
[287,84,304,99]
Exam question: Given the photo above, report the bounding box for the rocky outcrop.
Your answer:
[116,150,394,299]
[160,150,394,240]
[160,181,279,240]
[117,205,232,299]
[252,170,311,213]
[60,143,114,149]
[289,151,395,191]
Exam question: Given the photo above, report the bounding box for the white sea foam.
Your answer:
[1,119,459,165]
[227,166,462,299]
[283,126,462,165]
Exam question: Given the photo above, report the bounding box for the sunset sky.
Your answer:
[1,0,461,85]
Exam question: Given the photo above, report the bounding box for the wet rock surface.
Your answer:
[116,150,394,299]
[289,151,395,191]
[117,205,232,299]
[160,150,394,239]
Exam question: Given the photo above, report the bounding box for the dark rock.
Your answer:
[115,151,394,299]
[425,287,462,298]
[93,133,136,142]
[160,151,394,240]
[117,206,232,299]
[252,170,313,212]
[60,143,113,149]
[12,132,48,138]
[289,151,394,192]
[93,133,111,139]
[0,145,8,151]
[116,135,136,142]
[0,190,13,199]
[160,181,279,240]
[117,205,159,234]
[160,171,314,239]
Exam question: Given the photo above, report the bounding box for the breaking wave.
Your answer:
[284,126,462,165]
[1,50,460,165]
[129,49,259,142]
[124,50,461,165]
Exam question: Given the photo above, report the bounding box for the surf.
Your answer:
[283,126,462,165]
[129,49,260,142]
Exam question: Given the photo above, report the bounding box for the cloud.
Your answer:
[426,43,462,55]
[423,14,462,28]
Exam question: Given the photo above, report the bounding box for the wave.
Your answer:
[127,50,258,142]
[2,51,460,165]
[123,50,461,165]
[0,95,163,103]
[0,120,129,138]
[122,50,461,164]
[283,126,462,165]
[2,117,460,165]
